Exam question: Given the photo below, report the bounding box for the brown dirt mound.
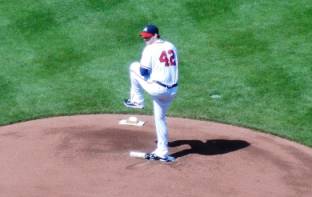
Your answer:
[0,114,312,197]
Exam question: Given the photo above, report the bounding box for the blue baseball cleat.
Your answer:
[123,99,144,109]
[144,153,175,163]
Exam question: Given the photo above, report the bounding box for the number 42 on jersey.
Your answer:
[159,50,176,67]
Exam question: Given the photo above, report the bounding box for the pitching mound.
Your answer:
[0,114,312,197]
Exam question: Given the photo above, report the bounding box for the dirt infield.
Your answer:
[0,114,312,197]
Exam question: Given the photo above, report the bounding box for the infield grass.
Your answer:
[1,0,312,146]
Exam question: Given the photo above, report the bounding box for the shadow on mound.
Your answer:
[169,139,250,158]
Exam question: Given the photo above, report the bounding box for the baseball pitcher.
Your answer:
[124,24,178,162]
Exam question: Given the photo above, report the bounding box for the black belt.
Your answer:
[155,81,178,89]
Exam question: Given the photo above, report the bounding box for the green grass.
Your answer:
[0,0,312,147]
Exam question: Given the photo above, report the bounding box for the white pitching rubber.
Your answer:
[129,151,146,158]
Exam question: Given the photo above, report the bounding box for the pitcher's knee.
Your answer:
[130,61,140,72]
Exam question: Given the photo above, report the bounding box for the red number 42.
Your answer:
[159,50,176,66]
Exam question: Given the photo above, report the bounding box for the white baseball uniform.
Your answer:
[129,39,178,158]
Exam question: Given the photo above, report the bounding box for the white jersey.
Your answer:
[140,39,178,86]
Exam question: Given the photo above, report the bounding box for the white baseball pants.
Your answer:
[129,62,177,158]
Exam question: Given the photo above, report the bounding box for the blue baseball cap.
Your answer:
[140,24,159,38]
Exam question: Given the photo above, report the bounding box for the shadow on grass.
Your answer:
[169,139,250,158]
